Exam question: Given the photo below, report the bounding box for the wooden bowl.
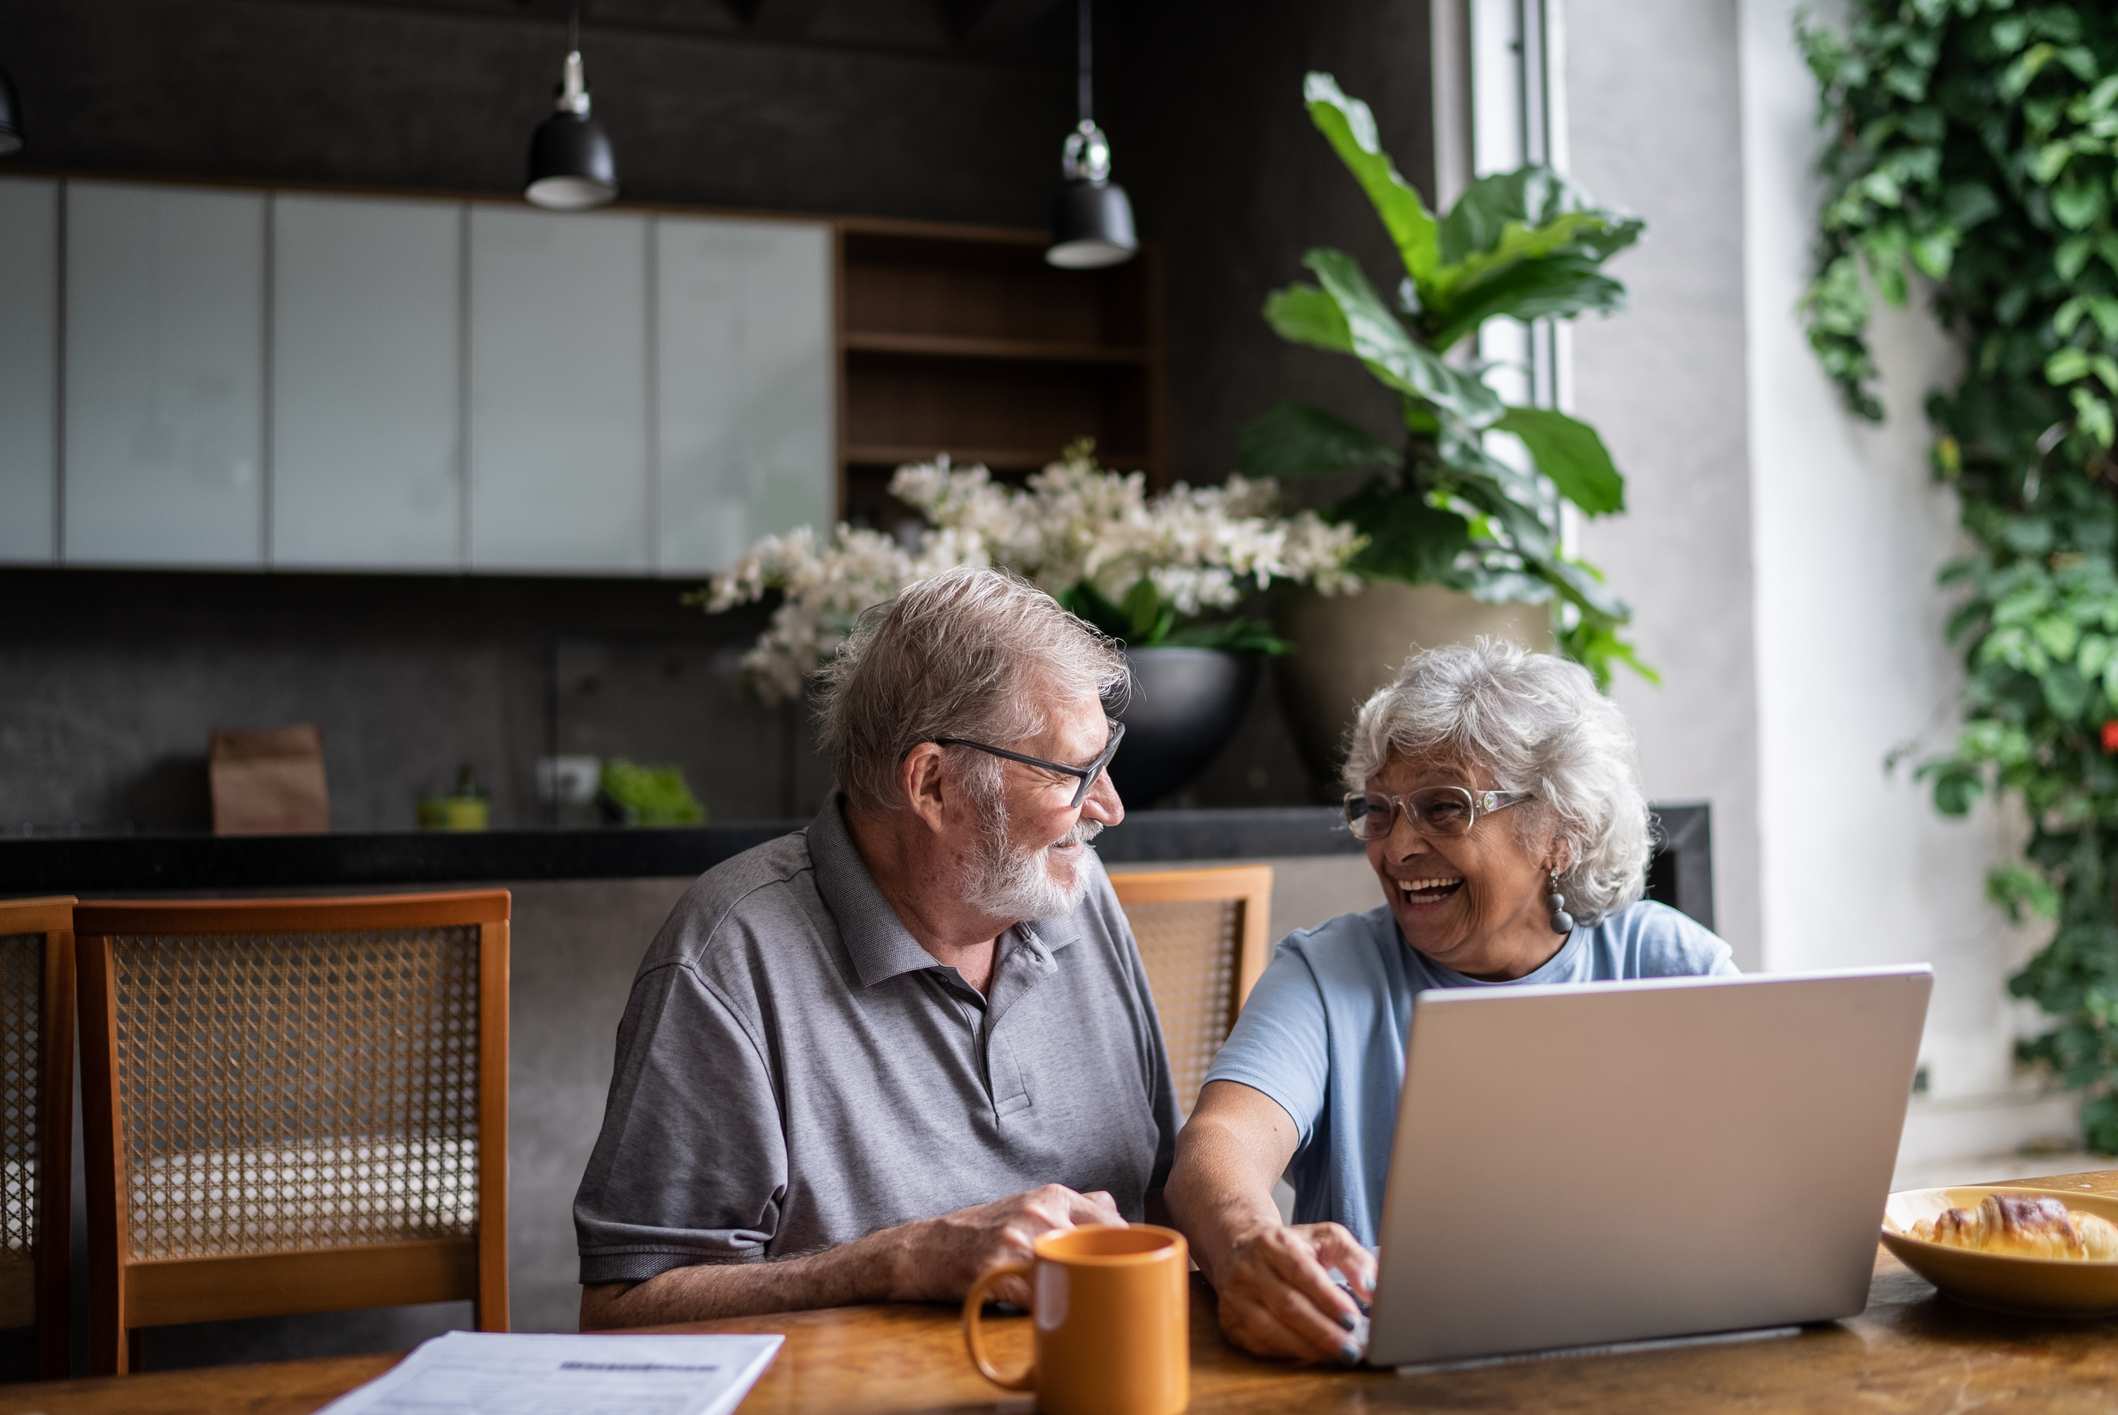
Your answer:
[1881,1186,2118,1319]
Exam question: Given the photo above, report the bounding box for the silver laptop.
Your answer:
[1362,965,1932,1368]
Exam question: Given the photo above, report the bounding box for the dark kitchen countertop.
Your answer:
[0,804,1715,927]
[0,806,1364,896]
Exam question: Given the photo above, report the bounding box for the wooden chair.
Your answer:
[1111,867,1273,1116]
[0,895,76,1378]
[73,891,511,1374]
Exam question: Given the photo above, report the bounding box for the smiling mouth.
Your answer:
[1397,876,1464,904]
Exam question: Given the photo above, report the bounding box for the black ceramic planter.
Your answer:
[1107,648,1260,809]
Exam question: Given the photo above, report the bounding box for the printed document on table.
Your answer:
[315,1330,784,1415]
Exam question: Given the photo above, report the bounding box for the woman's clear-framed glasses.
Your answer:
[928,720,1126,808]
[1343,786,1534,840]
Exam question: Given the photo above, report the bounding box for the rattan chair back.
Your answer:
[1111,867,1272,1115]
[0,895,75,1378]
[74,891,510,1375]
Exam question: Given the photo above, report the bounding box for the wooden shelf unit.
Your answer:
[834,217,1167,533]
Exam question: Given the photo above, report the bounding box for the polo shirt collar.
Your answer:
[808,793,1082,989]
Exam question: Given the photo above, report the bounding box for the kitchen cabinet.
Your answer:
[2,178,1157,581]
[63,181,267,567]
[468,206,650,573]
[0,177,57,563]
[654,215,833,574]
[271,194,465,569]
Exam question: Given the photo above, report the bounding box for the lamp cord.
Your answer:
[1077,0,1092,126]
[569,0,581,54]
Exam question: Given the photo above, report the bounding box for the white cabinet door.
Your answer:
[468,207,649,573]
[272,194,464,569]
[64,182,267,566]
[654,216,834,574]
[0,177,57,563]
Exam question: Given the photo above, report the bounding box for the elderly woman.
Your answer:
[1166,639,1734,1363]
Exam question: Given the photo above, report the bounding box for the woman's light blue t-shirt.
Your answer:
[1202,899,1737,1247]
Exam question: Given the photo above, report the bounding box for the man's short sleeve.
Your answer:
[1202,939,1333,1148]
[572,960,786,1286]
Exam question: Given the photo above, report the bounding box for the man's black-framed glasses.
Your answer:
[1343,786,1533,840]
[931,720,1126,808]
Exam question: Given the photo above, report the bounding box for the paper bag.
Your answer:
[210,725,330,835]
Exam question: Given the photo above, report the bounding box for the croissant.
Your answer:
[1909,1193,2118,1261]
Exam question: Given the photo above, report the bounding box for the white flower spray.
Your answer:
[698,441,1364,704]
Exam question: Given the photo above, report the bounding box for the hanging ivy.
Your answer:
[1799,0,2118,1148]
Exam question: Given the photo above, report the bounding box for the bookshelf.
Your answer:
[834,216,1167,532]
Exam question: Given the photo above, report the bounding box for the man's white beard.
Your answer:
[963,793,1103,922]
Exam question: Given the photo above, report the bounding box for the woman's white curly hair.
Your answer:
[1341,638,1652,924]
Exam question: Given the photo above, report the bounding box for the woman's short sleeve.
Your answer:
[1202,939,1335,1149]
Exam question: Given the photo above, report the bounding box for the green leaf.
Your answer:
[2051,178,2108,231]
[1333,478,1472,583]
[1262,283,1353,352]
[1120,577,1167,641]
[1434,168,1643,270]
[1420,170,1644,346]
[1422,259,1627,353]
[1942,182,2002,230]
[1302,72,1442,284]
[1909,232,1956,280]
[2034,140,2077,185]
[1491,407,1627,516]
[2048,347,2092,384]
[1059,580,1134,641]
[2073,387,2117,447]
[1157,617,1292,656]
[1236,400,1398,480]
[2033,614,2081,661]
[1302,249,1504,424]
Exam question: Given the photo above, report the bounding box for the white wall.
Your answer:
[1737,0,2048,1115]
[1562,0,1765,970]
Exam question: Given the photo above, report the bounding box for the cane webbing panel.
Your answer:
[0,934,42,1266]
[1127,899,1240,1116]
[108,928,481,1262]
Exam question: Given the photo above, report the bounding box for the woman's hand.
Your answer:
[1216,1221,1375,1363]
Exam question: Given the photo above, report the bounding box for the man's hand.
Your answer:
[581,1182,1125,1330]
[1215,1222,1374,1363]
[892,1183,1126,1306]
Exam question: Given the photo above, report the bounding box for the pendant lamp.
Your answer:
[525,3,618,210]
[0,68,23,156]
[1046,0,1135,270]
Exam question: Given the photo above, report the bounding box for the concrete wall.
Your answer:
[1561,0,1763,970]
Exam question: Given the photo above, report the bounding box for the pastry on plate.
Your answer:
[1909,1193,2118,1261]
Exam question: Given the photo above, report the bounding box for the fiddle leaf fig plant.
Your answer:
[1798,0,2118,1148]
[1239,72,1654,687]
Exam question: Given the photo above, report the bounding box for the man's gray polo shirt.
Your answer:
[573,795,1183,1284]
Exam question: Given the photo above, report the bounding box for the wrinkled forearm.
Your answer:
[580,1223,915,1329]
[1166,1113,1291,1291]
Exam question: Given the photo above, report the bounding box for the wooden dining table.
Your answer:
[6,1167,2118,1415]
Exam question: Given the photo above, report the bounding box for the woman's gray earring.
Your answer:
[1546,869,1575,935]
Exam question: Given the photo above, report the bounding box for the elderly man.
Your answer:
[575,566,1180,1327]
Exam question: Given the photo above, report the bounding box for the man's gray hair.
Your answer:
[817,565,1129,816]
[1342,638,1651,923]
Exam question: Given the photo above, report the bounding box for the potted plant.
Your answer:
[695,440,1362,806]
[1241,74,1653,775]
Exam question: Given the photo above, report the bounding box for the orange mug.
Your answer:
[962,1223,1190,1415]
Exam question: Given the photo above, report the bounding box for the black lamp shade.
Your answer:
[526,111,617,210]
[1048,178,1136,270]
[0,68,22,157]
